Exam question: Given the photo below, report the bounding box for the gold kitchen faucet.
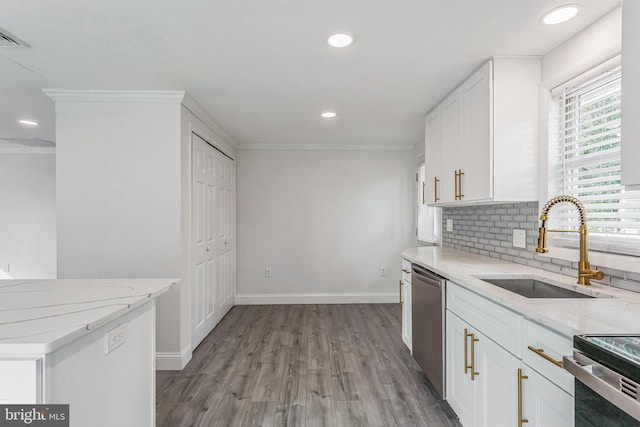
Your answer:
[536,195,604,286]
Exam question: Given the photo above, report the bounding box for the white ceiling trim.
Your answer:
[182,93,238,148]
[43,89,186,103]
[0,147,55,154]
[237,143,415,151]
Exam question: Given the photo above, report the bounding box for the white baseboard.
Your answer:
[156,344,192,371]
[234,292,398,305]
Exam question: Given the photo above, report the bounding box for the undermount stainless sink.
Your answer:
[474,275,599,299]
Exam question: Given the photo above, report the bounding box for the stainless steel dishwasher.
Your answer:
[411,264,446,398]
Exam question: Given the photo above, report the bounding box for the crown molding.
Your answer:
[43,89,186,103]
[181,93,238,148]
[237,143,415,151]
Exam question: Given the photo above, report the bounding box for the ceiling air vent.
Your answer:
[0,28,28,48]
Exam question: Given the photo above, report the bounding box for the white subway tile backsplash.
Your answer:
[442,202,640,293]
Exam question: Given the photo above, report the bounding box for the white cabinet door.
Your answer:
[440,90,462,204]
[461,61,492,202]
[445,311,475,427]
[474,331,519,427]
[622,0,640,189]
[522,366,574,427]
[425,106,443,205]
[401,279,412,351]
[0,359,42,404]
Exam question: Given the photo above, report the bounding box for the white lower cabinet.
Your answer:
[400,259,412,351]
[401,278,412,351]
[445,282,574,427]
[0,358,42,403]
[521,365,574,427]
[446,310,519,427]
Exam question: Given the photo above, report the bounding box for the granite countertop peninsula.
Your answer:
[402,246,640,337]
[0,278,179,355]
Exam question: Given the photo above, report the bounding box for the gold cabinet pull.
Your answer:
[527,346,564,368]
[454,169,465,200]
[434,177,440,202]
[399,280,403,304]
[518,368,529,427]
[464,328,472,375]
[470,332,479,380]
[401,268,410,274]
[422,181,426,205]
[454,170,458,200]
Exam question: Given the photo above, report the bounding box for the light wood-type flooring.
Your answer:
[156,304,461,427]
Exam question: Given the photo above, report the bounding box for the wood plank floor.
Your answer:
[156,304,461,427]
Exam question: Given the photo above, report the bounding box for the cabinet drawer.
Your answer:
[0,358,42,403]
[446,281,522,356]
[401,259,411,283]
[522,319,574,395]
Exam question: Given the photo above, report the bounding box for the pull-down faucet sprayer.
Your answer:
[536,195,604,286]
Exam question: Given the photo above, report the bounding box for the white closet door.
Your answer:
[192,134,218,348]
[215,152,235,324]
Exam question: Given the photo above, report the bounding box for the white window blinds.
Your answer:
[548,65,640,256]
[417,163,439,244]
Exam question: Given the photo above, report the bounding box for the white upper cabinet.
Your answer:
[622,0,640,189]
[441,90,462,203]
[424,57,540,206]
[425,106,443,204]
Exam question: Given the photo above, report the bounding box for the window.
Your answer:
[548,64,640,256]
[417,162,439,245]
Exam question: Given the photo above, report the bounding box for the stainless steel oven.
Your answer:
[564,335,640,427]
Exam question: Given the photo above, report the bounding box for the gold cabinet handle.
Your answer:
[464,328,472,375]
[454,170,458,200]
[434,177,440,203]
[399,280,403,304]
[402,268,410,274]
[422,181,426,205]
[470,332,479,380]
[455,169,465,200]
[527,346,564,368]
[518,368,529,427]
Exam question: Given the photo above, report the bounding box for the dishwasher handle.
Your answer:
[412,265,443,287]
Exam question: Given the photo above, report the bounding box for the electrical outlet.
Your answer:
[265,267,272,278]
[513,229,526,248]
[446,219,453,232]
[106,323,127,354]
[379,266,386,277]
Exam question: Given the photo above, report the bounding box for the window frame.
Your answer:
[540,55,640,274]
[416,159,441,246]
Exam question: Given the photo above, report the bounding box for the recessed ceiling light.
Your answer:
[541,5,580,25]
[18,119,38,126]
[321,111,337,118]
[327,33,355,48]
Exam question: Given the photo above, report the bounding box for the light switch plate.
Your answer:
[446,219,453,232]
[513,229,526,248]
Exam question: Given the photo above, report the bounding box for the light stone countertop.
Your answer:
[402,246,640,338]
[0,278,179,355]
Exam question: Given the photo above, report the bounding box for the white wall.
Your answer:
[53,96,184,367]
[236,149,415,304]
[542,6,621,89]
[55,101,182,278]
[0,152,56,278]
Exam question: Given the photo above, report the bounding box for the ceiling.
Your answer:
[0,0,620,147]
